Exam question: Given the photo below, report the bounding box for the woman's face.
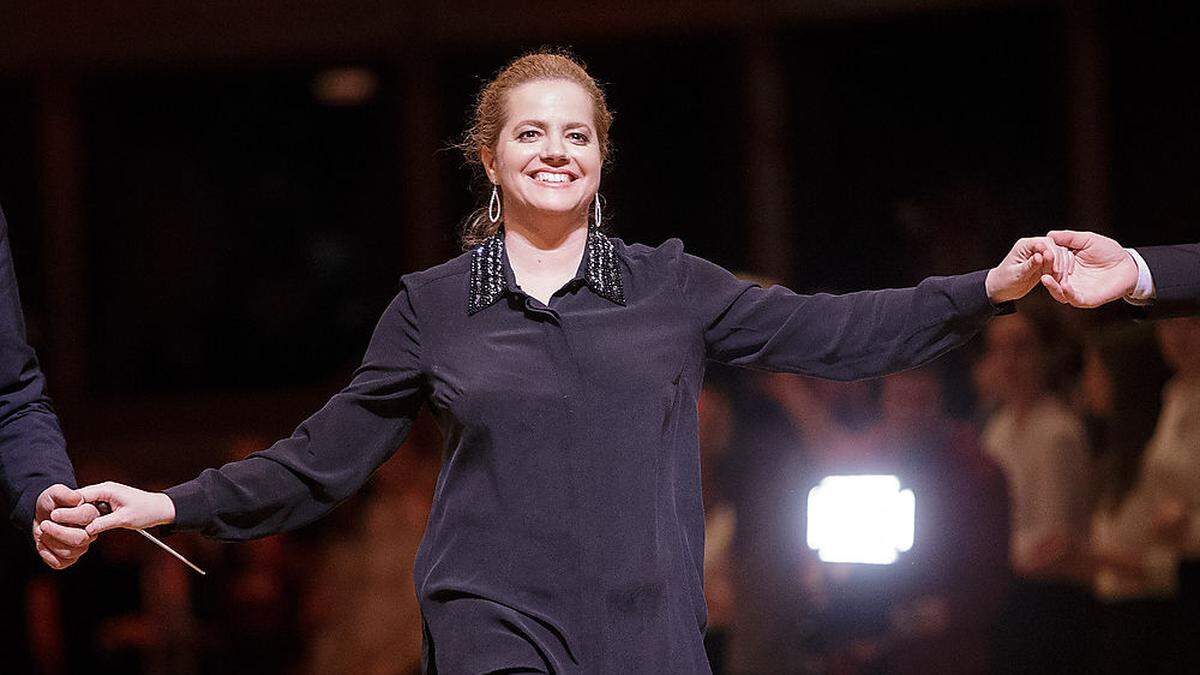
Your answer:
[481,79,602,229]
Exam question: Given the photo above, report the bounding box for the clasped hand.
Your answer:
[33,481,175,569]
[988,231,1140,307]
[986,235,1075,304]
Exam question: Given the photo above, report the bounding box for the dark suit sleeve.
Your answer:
[680,249,1010,381]
[163,283,426,541]
[0,205,73,530]
[1137,244,1200,317]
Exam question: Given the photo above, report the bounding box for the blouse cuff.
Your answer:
[962,268,1016,316]
[162,479,211,534]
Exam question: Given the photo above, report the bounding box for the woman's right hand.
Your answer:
[51,482,176,536]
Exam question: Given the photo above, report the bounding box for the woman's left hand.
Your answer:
[53,481,177,536]
[986,236,1072,304]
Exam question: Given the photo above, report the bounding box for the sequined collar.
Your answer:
[468,225,626,315]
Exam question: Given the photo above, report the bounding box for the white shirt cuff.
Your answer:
[1124,248,1156,305]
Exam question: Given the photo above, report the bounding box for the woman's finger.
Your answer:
[85,512,129,537]
[77,482,125,505]
[1044,244,1058,277]
[1028,252,1043,277]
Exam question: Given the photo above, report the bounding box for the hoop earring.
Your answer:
[593,193,602,229]
[488,184,501,223]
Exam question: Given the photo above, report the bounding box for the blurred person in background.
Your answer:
[300,417,440,675]
[1136,317,1200,669]
[757,372,883,672]
[704,364,828,674]
[59,49,1064,673]
[1079,323,1179,673]
[703,274,835,674]
[196,436,304,675]
[973,298,1094,673]
[863,366,1008,674]
[769,366,1008,674]
[697,382,737,672]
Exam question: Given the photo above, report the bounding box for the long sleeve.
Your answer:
[1136,244,1200,317]
[0,205,73,530]
[680,247,1010,381]
[164,283,426,541]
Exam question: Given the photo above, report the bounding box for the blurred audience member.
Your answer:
[708,365,823,674]
[973,300,1094,673]
[699,384,737,672]
[198,436,303,675]
[1139,317,1200,669]
[864,367,1009,674]
[300,420,440,675]
[1081,324,1180,673]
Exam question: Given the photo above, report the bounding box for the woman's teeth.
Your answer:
[533,172,572,183]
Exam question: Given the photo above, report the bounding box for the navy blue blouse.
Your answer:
[165,224,1008,673]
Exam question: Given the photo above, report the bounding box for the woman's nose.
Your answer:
[541,137,568,162]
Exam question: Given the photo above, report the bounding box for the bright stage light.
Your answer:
[806,475,915,565]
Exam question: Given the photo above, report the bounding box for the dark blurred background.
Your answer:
[3,1,1199,673]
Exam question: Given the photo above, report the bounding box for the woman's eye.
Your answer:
[517,129,539,140]
[569,132,590,143]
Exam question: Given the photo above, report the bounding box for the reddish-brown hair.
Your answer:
[458,48,614,249]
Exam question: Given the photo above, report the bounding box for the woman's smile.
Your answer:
[527,169,578,187]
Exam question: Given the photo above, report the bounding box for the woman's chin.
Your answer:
[513,201,587,224]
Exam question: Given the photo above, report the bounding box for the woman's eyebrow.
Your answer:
[513,119,592,131]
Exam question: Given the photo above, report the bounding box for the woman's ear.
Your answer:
[480,146,497,184]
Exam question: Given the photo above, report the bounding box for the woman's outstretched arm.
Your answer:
[683,237,1062,381]
[63,282,427,541]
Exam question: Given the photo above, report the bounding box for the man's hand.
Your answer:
[986,236,1070,304]
[69,482,176,536]
[1041,230,1139,308]
[32,484,98,570]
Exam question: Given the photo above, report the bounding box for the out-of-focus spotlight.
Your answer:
[806,475,915,565]
[312,67,378,106]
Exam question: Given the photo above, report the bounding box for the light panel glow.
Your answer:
[806,475,915,565]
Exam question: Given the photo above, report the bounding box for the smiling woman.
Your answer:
[459,50,613,250]
[477,76,604,305]
[480,79,600,223]
[61,49,1072,674]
